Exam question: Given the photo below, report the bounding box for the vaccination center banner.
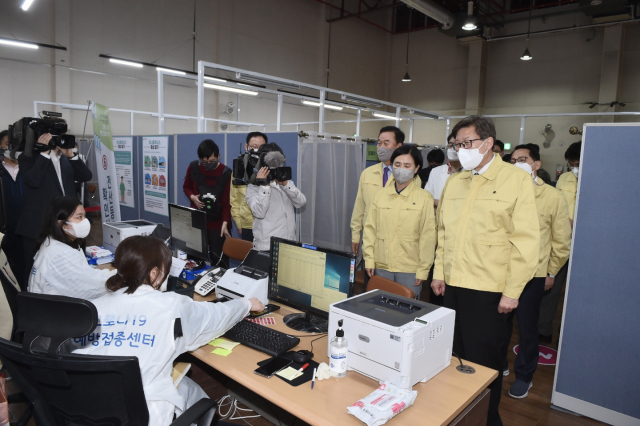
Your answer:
[91,102,121,223]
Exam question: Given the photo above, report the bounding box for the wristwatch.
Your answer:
[547,274,555,278]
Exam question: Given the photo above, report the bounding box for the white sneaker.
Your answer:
[503,368,510,377]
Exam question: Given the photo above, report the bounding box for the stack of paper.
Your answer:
[208,338,241,356]
[85,246,114,265]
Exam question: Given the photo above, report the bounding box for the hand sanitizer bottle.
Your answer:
[330,319,348,378]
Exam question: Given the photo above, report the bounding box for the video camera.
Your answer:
[232,148,292,186]
[8,111,75,158]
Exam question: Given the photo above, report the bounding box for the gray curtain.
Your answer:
[299,133,365,253]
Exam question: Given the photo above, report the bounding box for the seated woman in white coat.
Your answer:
[71,235,264,426]
[29,196,115,299]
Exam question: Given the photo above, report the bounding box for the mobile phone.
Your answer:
[254,356,292,378]
[248,304,281,319]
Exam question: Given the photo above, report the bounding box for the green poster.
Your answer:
[367,144,379,161]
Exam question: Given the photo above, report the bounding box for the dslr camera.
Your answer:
[8,111,76,158]
[232,148,291,186]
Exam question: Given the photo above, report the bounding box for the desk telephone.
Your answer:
[193,266,227,297]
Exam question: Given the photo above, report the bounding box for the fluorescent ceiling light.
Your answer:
[204,76,226,83]
[341,95,383,108]
[0,38,38,49]
[203,83,258,96]
[373,112,400,120]
[156,67,186,76]
[109,58,143,68]
[236,73,300,90]
[20,0,35,11]
[409,110,439,119]
[302,100,343,111]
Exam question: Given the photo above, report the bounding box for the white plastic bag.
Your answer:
[347,382,418,426]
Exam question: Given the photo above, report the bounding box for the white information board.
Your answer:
[142,136,169,216]
[113,136,135,208]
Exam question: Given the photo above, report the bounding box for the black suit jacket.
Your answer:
[16,153,92,240]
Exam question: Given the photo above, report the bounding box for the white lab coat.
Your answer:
[29,238,115,299]
[70,286,251,426]
[245,180,306,251]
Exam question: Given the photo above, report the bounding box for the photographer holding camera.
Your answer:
[245,143,306,251]
[16,132,92,288]
[183,139,232,265]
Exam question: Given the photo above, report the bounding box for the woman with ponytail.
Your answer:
[28,196,116,298]
[72,235,264,426]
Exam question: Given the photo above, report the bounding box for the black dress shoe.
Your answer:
[539,333,552,343]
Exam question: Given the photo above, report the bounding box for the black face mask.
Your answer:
[203,161,218,171]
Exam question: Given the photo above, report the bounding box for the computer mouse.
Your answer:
[293,350,313,364]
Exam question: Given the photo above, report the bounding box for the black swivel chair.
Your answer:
[0,293,219,426]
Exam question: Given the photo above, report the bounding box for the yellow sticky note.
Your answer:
[216,341,240,351]
[276,366,302,381]
[208,338,227,347]
[212,348,232,356]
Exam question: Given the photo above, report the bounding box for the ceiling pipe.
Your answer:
[484,17,634,41]
[400,0,456,29]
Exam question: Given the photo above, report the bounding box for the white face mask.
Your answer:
[514,162,535,178]
[571,167,579,177]
[65,218,91,239]
[458,139,489,171]
[392,167,415,184]
[447,148,458,161]
[377,146,394,163]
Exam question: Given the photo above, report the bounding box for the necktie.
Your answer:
[383,167,389,186]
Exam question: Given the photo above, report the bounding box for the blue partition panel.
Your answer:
[553,124,640,423]
[137,135,175,226]
[226,132,300,238]
[175,133,226,208]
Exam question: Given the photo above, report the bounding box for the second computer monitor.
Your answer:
[168,203,209,262]
[269,237,355,332]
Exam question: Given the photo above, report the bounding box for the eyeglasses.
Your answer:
[510,156,531,164]
[452,138,485,150]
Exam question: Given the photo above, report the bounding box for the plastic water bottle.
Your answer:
[330,319,348,378]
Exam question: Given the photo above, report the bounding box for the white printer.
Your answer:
[328,289,455,390]
[102,220,158,254]
[215,250,271,305]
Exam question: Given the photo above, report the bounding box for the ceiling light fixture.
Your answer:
[462,1,478,31]
[156,67,186,76]
[0,38,38,49]
[302,100,343,111]
[203,83,258,96]
[236,73,300,90]
[341,95,383,108]
[373,112,401,120]
[520,0,533,61]
[109,58,143,68]
[403,8,412,82]
[20,0,35,11]
[409,110,439,119]
[204,76,226,83]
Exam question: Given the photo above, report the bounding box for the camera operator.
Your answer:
[15,133,92,288]
[245,143,306,251]
[183,139,232,265]
[0,130,26,287]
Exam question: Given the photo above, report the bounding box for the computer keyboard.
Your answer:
[223,319,300,357]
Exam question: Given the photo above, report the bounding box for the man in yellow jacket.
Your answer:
[431,116,540,426]
[229,132,267,241]
[538,141,580,341]
[504,144,571,399]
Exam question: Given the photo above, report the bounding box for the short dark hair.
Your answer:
[379,126,405,145]
[451,115,496,141]
[246,132,268,145]
[426,148,445,165]
[0,130,8,141]
[502,153,512,163]
[257,142,283,155]
[35,196,83,253]
[447,132,455,142]
[511,143,540,162]
[106,235,173,295]
[565,142,581,162]
[390,144,423,175]
[197,139,219,159]
[494,140,505,151]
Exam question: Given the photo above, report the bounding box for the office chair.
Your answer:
[367,275,416,299]
[222,237,253,262]
[0,293,219,426]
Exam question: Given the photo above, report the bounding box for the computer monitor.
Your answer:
[168,203,209,263]
[269,237,355,333]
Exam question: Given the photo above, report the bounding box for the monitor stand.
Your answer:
[283,313,328,334]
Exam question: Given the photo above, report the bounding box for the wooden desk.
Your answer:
[191,303,497,426]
